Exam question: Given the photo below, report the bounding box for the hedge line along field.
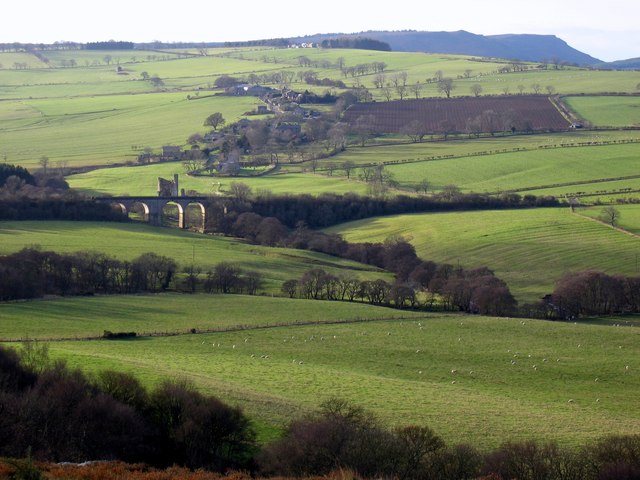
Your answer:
[326,207,640,303]
[0,221,391,291]
[379,141,640,195]
[0,294,422,341]
[323,129,640,167]
[564,95,640,127]
[28,313,639,449]
[66,163,370,197]
[523,178,640,203]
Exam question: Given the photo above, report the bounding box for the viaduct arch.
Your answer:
[98,196,209,231]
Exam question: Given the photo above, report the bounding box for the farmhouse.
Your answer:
[162,145,182,160]
[225,84,275,97]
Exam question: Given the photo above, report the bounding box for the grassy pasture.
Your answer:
[2,47,639,170]
[0,93,260,168]
[22,312,638,449]
[237,49,640,97]
[0,294,419,341]
[323,134,640,196]
[41,49,187,67]
[0,221,389,292]
[328,129,640,166]
[65,131,640,197]
[326,208,640,303]
[381,142,640,194]
[0,51,49,69]
[577,204,640,235]
[564,95,640,127]
[235,48,640,97]
[66,163,369,196]
[523,178,640,203]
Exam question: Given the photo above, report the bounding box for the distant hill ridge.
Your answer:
[289,30,603,65]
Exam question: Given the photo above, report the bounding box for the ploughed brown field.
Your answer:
[342,95,571,133]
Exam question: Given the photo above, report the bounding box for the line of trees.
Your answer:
[0,249,177,301]
[0,247,265,302]
[549,271,640,319]
[321,37,391,51]
[260,398,640,480]
[85,41,134,50]
[212,189,559,230]
[210,205,519,315]
[3,344,638,479]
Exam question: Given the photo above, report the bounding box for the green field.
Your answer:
[2,47,639,170]
[0,221,390,291]
[67,163,370,196]
[2,301,635,448]
[0,93,260,168]
[231,48,640,98]
[380,142,640,195]
[65,131,640,198]
[577,204,640,235]
[327,208,640,303]
[564,95,640,127]
[0,294,419,341]
[3,45,640,455]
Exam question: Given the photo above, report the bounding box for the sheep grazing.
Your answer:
[451,381,457,384]
[510,360,517,365]
[568,399,574,403]
[451,369,458,375]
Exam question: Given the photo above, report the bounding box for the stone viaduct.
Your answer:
[96,196,210,231]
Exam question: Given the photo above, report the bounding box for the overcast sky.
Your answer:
[3,0,638,61]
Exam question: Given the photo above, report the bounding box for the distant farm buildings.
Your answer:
[225,84,275,96]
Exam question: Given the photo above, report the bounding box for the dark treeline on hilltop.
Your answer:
[85,41,134,50]
[223,38,290,48]
[0,41,133,51]
[1,343,639,479]
[320,37,391,51]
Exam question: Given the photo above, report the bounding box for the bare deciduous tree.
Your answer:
[437,78,455,98]
[600,206,621,227]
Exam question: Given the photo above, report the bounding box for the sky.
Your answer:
[3,0,639,62]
